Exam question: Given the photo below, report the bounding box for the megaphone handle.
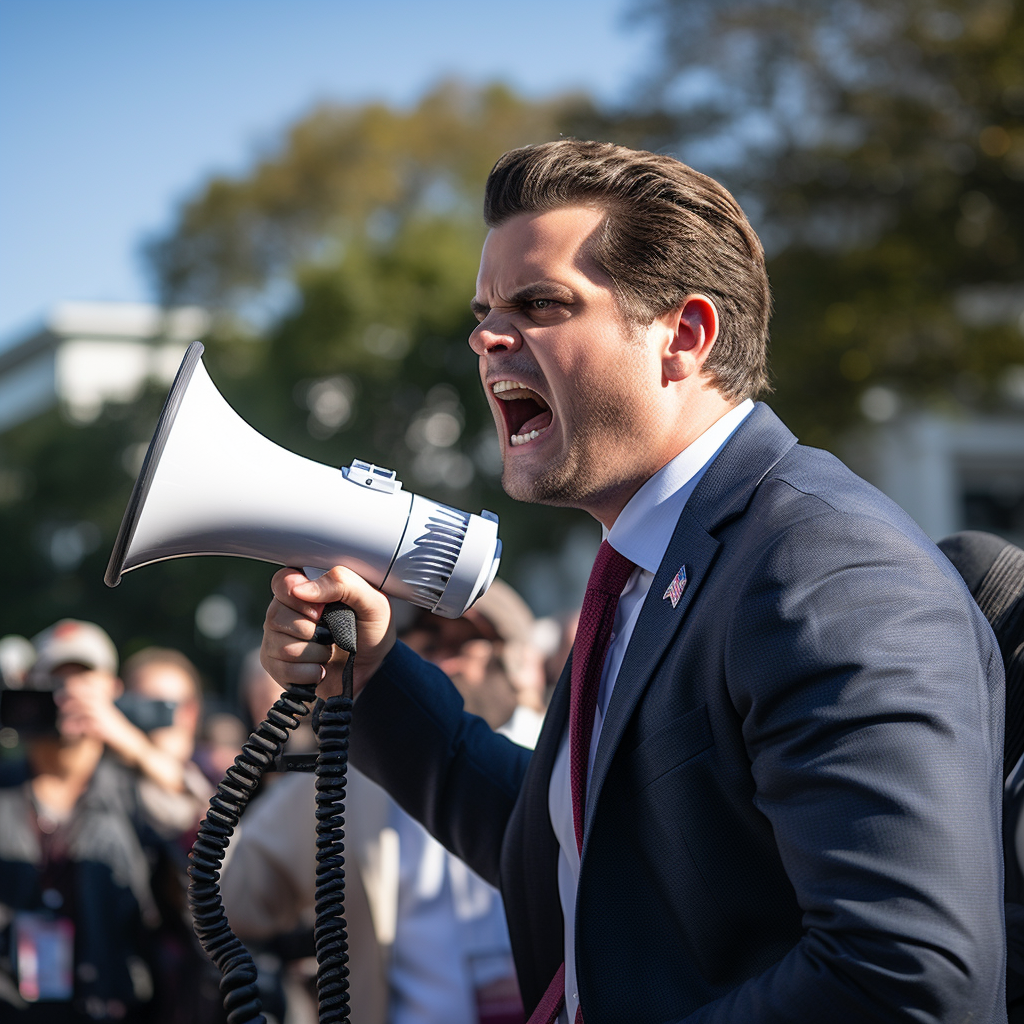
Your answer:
[320,602,357,700]
[311,601,356,1023]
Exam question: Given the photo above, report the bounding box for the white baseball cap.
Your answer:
[31,619,118,682]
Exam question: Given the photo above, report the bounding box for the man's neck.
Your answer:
[589,392,741,530]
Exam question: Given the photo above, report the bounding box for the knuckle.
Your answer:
[325,565,350,587]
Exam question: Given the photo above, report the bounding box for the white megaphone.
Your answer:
[105,341,501,618]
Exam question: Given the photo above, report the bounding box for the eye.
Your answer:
[528,299,553,310]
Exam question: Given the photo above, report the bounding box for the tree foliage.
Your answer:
[639,0,1024,446]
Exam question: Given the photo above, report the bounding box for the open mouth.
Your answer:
[492,380,553,447]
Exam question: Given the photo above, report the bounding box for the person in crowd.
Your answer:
[116,647,225,1024]
[53,639,209,826]
[0,620,163,1022]
[118,647,212,843]
[222,579,545,1024]
[263,140,1005,1023]
[0,634,35,689]
[402,578,546,749]
[193,710,248,789]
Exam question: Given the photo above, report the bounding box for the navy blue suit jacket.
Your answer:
[351,404,1006,1023]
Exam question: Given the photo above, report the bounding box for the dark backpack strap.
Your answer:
[974,543,1024,779]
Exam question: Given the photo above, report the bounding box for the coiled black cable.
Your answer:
[312,603,356,1022]
[187,601,357,1024]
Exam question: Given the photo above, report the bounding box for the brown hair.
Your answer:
[483,140,771,399]
[121,647,203,700]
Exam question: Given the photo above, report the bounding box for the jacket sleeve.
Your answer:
[350,641,533,888]
[685,507,1006,1023]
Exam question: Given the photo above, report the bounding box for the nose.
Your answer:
[469,313,521,356]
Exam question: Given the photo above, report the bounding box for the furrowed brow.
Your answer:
[471,281,576,320]
[509,282,575,305]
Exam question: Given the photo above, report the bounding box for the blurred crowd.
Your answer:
[0,580,577,1024]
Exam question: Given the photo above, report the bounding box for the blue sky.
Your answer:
[0,0,655,348]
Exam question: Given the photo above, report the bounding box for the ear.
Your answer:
[660,295,719,383]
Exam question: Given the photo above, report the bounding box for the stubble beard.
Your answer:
[500,354,652,511]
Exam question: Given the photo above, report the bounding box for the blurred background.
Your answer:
[2,0,1023,698]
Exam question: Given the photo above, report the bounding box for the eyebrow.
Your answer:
[470,281,576,318]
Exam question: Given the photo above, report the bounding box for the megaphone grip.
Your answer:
[321,603,357,656]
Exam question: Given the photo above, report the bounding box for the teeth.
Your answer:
[492,380,545,404]
[510,427,548,447]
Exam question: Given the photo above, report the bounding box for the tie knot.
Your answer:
[587,540,636,597]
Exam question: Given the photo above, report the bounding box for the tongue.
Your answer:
[519,409,553,436]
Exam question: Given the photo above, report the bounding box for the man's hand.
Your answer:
[55,670,135,748]
[262,566,396,699]
[55,669,190,793]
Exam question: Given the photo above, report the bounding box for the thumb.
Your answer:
[290,566,385,621]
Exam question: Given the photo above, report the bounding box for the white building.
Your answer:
[845,285,1024,547]
[848,409,1024,547]
[0,301,208,433]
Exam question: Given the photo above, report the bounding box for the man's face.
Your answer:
[470,206,664,520]
[130,663,200,757]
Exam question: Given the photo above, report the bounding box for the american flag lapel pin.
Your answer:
[663,565,688,608]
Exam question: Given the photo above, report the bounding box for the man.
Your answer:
[56,640,207,817]
[0,620,162,1021]
[119,647,212,842]
[402,577,546,748]
[262,141,1005,1022]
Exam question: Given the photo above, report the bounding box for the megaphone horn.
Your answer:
[105,341,501,618]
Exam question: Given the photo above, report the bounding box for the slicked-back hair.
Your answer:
[483,140,771,400]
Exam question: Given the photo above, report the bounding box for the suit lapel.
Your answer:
[585,509,718,837]
[583,403,798,842]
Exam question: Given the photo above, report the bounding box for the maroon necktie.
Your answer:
[526,541,636,1024]
[569,539,636,854]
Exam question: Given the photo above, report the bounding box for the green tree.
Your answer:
[638,0,1024,447]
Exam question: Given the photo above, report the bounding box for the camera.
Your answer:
[0,687,176,737]
[0,688,58,736]
[114,693,176,732]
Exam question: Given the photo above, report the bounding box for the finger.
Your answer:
[260,654,326,689]
[271,636,335,664]
[55,692,87,715]
[265,597,321,642]
[291,565,388,622]
[269,567,329,619]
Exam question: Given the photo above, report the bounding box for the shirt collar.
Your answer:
[605,399,754,573]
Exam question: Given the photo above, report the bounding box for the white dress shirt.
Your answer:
[548,399,754,1022]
